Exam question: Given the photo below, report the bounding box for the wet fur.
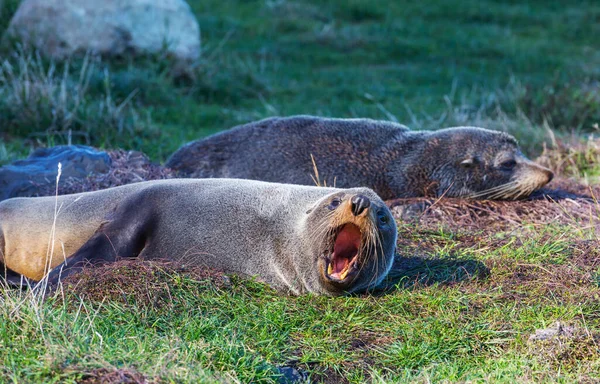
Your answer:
[166,116,553,200]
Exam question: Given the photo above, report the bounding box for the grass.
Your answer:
[537,132,600,185]
[2,156,600,383]
[2,211,600,383]
[0,51,155,148]
[1,0,600,164]
[1,0,600,382]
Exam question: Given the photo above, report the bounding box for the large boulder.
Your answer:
[6,0,200,62]
[0,145,111,201]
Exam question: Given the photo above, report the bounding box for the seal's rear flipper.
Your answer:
[45,205,152,288]
[1,263,35,288]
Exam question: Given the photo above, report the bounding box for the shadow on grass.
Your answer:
[375,254,489,293]
[530,187,594,201]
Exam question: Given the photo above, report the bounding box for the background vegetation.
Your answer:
[1,0,600,164]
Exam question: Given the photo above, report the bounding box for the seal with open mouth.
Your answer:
[0,179,397,295]
[166,115,554,200]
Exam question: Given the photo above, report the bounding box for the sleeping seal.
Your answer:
[166,115,554,200]
[0,179,397,296]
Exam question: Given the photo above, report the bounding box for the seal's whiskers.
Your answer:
[468,180,520,199]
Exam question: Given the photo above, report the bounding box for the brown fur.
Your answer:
[167,115,554,200]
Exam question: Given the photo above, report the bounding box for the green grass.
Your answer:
[2,218,600,383]
[1,0,600,163]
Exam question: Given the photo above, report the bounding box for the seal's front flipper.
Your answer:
[44,232,118,288]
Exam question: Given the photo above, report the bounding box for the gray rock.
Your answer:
[0,145,111,201]
[7,0,200,62]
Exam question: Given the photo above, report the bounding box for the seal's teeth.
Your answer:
[349,257,358,270]
[327,263,333,275]
[340,257,358,279]
[340,268,349,281]
[337,256,359,281]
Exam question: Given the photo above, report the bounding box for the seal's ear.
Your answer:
[460,157,476,169]
[306,200,320,214]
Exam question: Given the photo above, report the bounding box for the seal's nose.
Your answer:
[351,195,370,216]
[546,170,554,183]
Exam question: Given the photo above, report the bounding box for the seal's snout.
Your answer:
[317,190,397,294]
[528,161,554,186]
[351,195,370,216]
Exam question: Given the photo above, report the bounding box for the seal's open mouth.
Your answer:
[325,223,361,282]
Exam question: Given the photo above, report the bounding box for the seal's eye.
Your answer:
[500,159,517,170]
[328,198,342,210]
[378,211,389,225]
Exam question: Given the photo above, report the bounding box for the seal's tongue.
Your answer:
[329,224,361,280]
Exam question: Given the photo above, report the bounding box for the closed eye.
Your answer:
[328,198,342,210]
[500,159,517,170]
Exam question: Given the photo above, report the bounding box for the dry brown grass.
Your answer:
[33,149,175,197]
[76,367,149,384]
[387,177,600,233]
[58,259,231,307]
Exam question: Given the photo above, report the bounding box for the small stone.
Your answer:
[528,321,577,342]
[220,275,232,287]
[276,366,308,384]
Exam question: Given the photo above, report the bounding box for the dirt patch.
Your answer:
[56,259,231,307]
[77,367,149,384]
[482,258,600,304]
[348,330,395,352]
[313,366,350,384]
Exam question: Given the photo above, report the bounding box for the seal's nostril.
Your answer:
[351,195,370,216]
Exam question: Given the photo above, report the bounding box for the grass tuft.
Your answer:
[537,132,600,183]
[0,50,154,147]
[520,78,600,131]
